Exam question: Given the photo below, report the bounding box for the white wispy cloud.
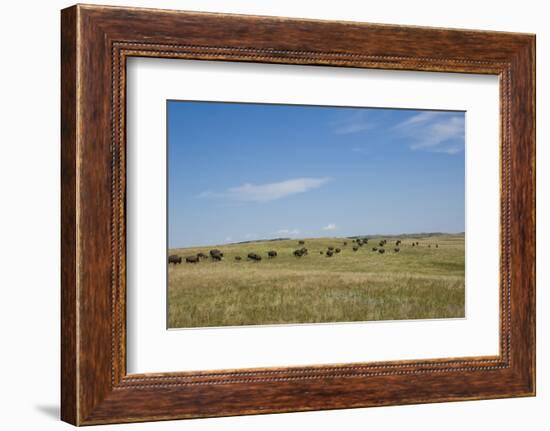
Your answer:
[331,111,372,134]
[395,111,465,155]
[199,177,330,203]
[322,223,337,231]
[276,229,301,236]
[394,111,439,129]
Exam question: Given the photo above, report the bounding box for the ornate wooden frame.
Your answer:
[61,4,535,425]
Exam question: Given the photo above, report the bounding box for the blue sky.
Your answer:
[168,101,465,248]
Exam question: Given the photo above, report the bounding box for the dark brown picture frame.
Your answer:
[61,4,535,425]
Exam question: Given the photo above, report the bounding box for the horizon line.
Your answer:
[169,231,465,249]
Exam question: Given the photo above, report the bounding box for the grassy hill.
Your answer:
[168,233,465,328]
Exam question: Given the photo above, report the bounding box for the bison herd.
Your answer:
[168,238,440,265]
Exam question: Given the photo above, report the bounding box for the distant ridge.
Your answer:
[230,237,291,245]
[347,232,464,240]
[232,232,465,245]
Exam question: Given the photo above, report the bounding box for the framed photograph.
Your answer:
[61,4,535,425]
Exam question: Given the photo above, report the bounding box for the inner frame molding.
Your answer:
[61,4,534,425]
[118,46,509,381]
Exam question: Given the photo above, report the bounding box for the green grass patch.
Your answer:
[168,234,465,328]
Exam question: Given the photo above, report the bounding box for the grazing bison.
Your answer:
[327,246,334,251]
[186,255,199,263]
[247,252,262,261]
[298,240,305,245]
[168,255,182,265]
[378,248,385,254]
[319,251,324,255]
[326,250,334,257]
[293,247,308,257]
[436,244,439,248]
[352,246,359,252]
[379,241,385,247]
[343,241,348,246]
[335,248,341,253]
[396,240,401,246]
[372,247,378,252]
[394,247,400,253]
[211,254,222,261]
[268,250,277,258]
[197,252,208,260]
[416,241,419,246]
[412,243,415,247]
[234,256,242,261]
[209,249,223,258]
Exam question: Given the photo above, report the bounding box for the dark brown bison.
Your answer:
[294,248,307,257]
[379,241,385,247]
[352,246,359,252]
[211,254,222,261]
[394,247,400,253]
[335,248,341,253]
[298,240,305,245]
[396,240,401,246]
[436,244,439,248]
[168,255,182,265]
[235,256,242,261]
[186,255,199,263]
[327,246,334,251]
[428,244,431,248]
[416,241,419,246]
[343,241,348,246]
[378,248,385,254]
[247,252,262,261]
[268,250,277,258]
[372,247,378,252]
[326,250,334,257]
[209,249,223,258]
[197,252,208,260]
[319,251,324,255]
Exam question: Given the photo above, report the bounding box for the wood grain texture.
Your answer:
[60,4,535,425]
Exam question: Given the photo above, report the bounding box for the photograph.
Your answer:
[167,101,466,328]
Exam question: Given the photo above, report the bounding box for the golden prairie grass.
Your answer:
[168,234,465,328]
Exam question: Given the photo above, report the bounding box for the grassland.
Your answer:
[168,234,465,328]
